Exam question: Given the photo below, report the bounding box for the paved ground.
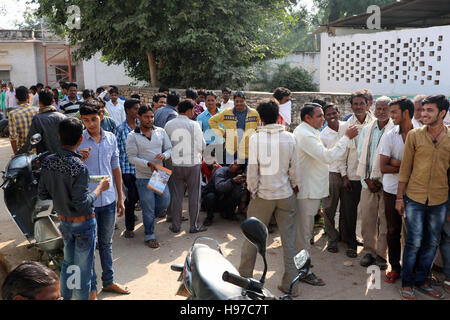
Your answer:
[0,137,448,300]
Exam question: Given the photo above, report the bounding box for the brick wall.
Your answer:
[117,86,353,130]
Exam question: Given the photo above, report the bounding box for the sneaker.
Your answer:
[375,255,388,270]
[360,253,375,267]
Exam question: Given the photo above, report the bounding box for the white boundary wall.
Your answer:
[320,25,450,96]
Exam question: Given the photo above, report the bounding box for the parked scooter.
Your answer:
[171,217,311,300]
[1,134,64,269]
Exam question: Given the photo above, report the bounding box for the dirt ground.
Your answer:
[0,137,448,300]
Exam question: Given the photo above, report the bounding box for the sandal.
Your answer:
[346,248,357,258]
[146,239,160,248]
[384,271,401,284]
[300,273,325,286]
[415,283,444,299]
[443,280,450,294]
[190,225,208,233]
[399,287,416,300]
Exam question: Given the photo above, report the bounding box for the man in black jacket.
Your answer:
[18,91,66,154]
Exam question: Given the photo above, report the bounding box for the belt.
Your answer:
[59,213,95,223]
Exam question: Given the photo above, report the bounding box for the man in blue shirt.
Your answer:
[196,91,223,145]
[79,103,129,299]
[154,91,179,128]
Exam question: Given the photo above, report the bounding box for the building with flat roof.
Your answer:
[315,0,450,96]
[0,29,142,89]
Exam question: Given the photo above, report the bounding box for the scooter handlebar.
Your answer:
[222,271,250,290]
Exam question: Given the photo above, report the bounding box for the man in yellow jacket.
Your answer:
[209,91,260,165]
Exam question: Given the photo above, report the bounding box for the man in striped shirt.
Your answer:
[60,83,82,117]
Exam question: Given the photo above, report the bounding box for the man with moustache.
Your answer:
[356,97,394,269]
[337,91,375,258]
[294,103,358,286]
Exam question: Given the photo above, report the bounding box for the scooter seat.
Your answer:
[191,246,244,300]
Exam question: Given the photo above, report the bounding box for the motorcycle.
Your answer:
[171,217,311,300]
[1,133,64,269]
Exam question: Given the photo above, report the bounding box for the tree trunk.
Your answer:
[147,51,160,87]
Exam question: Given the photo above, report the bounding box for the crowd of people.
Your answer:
[0,79,448,301]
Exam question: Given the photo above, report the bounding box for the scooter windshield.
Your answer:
[7,155,28,170]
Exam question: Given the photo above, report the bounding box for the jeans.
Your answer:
[59,217,97,300]
[440,202,450,279]
[401,196,447,287]
[91,201,116,291]
[136,178,171,241]
[122,173,140,231]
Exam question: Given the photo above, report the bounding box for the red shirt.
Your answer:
[201,161,221,182]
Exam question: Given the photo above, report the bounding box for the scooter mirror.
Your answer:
[30,133,42,145]
[294,250,310,270]
[240,217,268,257]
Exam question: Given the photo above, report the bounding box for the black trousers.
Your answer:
[340,180,362,250]
[122,173,140,231]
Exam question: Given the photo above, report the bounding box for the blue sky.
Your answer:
[0,0,315,29]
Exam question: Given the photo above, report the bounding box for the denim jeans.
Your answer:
[91,201,116,291]
[59,217,97,300]
[136,179,171,242]
[401,196,447,287]
[440,202,450,279]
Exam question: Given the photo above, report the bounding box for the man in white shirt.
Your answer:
[337,91,376,258]
[320,103,346,253]
[273,87,292,125]
[356,97,394,269]
[294,103,358,286]
[238,99,300,296]
[106,87,126,125]
[412,95,426,128]
[220,88,234,109]
[164,99,206,234]
[5,82,18,115]
[379,97,416,284]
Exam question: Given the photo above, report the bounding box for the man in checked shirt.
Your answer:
[114,99,141,239]
[8,86,38,154]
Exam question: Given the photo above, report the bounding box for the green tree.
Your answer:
[33,0,298,89]
[252,62,318,92]
[313,0,397,23]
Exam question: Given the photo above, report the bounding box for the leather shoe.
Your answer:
[375,255,388,270]
[102,283,131,294]
[360,253,375,267]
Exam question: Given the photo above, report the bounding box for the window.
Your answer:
[55,65,76,82]
[0,70,10,82]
